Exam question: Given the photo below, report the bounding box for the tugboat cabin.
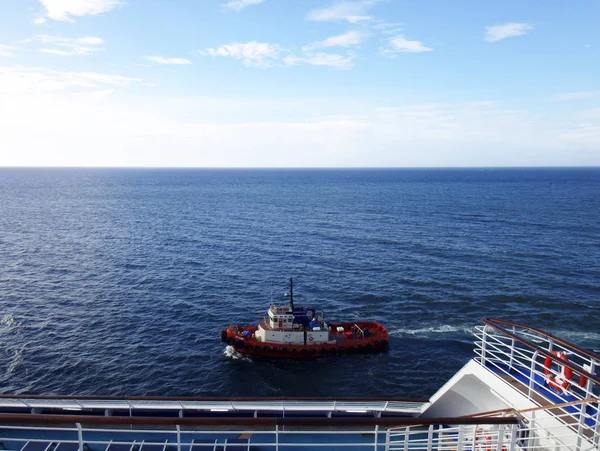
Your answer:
[255,304,331,345]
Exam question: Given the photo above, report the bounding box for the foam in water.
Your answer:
[7,350,22,374]
[1,314,16,327]
[552,330,600,343]
[389,324,474,337]
[223,345,252,362]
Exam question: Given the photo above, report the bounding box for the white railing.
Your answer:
[386,423,518,451]
[0,422,387,450]
[0,397,429,416]
[473,319,600,451]
[386,411,600,451]
[2,419,594,451]
[516,404,599,451]
[0,419,520,451]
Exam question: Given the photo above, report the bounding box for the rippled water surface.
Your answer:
[0,168,599,398]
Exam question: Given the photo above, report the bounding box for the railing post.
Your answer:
[594,399,600,451]
[481,325,488,364]
[496,424,504,451]
[508,327,516,371]
[528,351,538,399]
[426,424,433,451]
[586,361,596,399]
[508,423,518,451]
[176,425,181,451]
[471,424,478,450]
[575,406,585,451]
[76,423,83,451]
[374,424,379,451]
[404,426,410,451]
[457,424,465,451]
[529,412,537,449]
[275,424,279,451]
[385,428,390,451]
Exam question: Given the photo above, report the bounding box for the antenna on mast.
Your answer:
[289,277,294,311]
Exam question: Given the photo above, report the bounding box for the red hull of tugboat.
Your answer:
[221,322,389,359]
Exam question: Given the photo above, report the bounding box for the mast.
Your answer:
[289,277,294,311]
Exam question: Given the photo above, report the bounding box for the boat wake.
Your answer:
[552,329,600,343]
[7,349,23,374]
[223,345,252,361]
[389,324,474,337]
[1,314,16,327]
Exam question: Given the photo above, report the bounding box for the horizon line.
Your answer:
[1,166,600,170]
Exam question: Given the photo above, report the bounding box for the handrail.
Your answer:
[0,395,429,402]
[0,413,519,426]
[483,318,600,362]
[460,397,599,419]
[482,318,600,384]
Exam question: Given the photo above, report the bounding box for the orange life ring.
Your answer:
[544,351,573,391]
[308,335,314,342]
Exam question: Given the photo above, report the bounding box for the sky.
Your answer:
[0,0,599,168]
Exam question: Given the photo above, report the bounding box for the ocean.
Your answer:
[0,168,598,399]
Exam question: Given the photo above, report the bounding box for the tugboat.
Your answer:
[220,278,389,358]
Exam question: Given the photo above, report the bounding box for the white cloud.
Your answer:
[552,91,600,101]
[33,16,47,24]
[281,55,303,66]
[308,0,377,23]
[372,21,403,35]
[0,65,141,94]
[222,0,264,12]
[306,53,355,69]
[199,41,281,67]
[143,56,192,65]
[0,45,13,57]
[485,23,534,42]
[285,53,356,70]
[1,68,599,167]
[40,49,73,56]
[381,35,433,56]
[198,41,355,69]
[39,0,123,22]
[33,35,104,56]
[302,30,367,52]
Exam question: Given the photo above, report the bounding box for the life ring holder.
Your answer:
[544,351,573,391]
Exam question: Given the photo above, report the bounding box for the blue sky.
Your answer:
[0,0,599,167]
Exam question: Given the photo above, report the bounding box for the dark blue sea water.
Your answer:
[0,168,599,399]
